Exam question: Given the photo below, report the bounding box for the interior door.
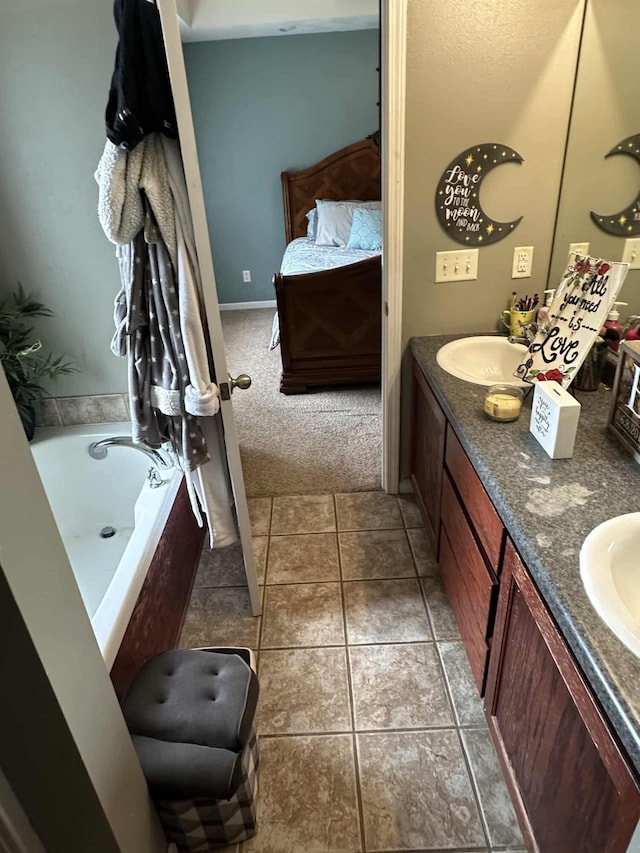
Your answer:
[157,0,260,616]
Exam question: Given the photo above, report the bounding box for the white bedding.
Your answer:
[270,238,381,349]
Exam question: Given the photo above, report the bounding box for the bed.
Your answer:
[273,137,382,394]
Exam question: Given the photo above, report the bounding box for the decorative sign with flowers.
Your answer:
[514,253,629,389]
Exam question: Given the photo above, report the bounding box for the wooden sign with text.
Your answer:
[515,254,629,388]
[608,340,640,464]
[435,143,524,245]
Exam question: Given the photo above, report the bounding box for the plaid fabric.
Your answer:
[155,728,259,851]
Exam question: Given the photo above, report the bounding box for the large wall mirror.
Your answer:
[550,0,640,316]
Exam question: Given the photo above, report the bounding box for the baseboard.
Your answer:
[399,477,413,494]
[219,300,277,311]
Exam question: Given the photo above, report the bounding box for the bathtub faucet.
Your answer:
[88,437,173,469]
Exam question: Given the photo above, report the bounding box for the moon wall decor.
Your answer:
[435,143,524,246]
[591,133,640,237]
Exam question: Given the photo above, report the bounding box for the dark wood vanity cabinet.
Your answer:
[439,470,497,693]
[410,356,640,850]
[485,538,640,852]
[410,360,446,550]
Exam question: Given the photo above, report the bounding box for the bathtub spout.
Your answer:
[88,437,173,469]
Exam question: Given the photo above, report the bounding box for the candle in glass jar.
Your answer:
[483,385,523,422]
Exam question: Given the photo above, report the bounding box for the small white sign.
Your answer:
[516,254,628,388]
[530,381,581,459]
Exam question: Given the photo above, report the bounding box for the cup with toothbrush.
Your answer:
[501,292,539,339]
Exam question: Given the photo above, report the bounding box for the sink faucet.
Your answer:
[509,321,538,346]
[88,436,173,469]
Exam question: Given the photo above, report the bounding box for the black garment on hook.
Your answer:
[106,0,178,151]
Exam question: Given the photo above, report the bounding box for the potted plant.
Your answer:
[0,285,76,440]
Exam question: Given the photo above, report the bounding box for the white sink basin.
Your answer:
[580,513,640,659]
[436,336,529,386]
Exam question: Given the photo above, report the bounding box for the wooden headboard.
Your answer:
[281,137,381,243]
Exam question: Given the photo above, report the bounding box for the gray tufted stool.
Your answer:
[121,647,259,851]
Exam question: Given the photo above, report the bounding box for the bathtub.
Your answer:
[31,423,182,668]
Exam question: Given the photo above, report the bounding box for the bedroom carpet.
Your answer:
[221,308,382,497]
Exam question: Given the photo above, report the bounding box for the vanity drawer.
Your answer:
[440,471,498,693]
[445,425,504,572]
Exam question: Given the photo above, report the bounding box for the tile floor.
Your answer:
[179,492,525,853]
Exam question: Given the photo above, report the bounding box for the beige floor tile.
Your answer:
[253,536,268,585]
[261,582,345,648]
[421,574,461,639]
[438,641,486,727]
[357,730,485,851]
[407,527,439,576]
[194,541,244,588]
[349,643,453,730]
[339,529,415,580]
[179,587,260,649]
[271,494,336,535]
[343,578,431,645]
[257,647,352,735]
[267,533,339,584]
[397,493,425,528]
[248,497,272,536]
[335,491,404,531]
[242,735,362,853]
[194,539,267,587]
[461,728,524,848]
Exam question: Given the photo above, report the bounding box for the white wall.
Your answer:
[0,0,127,396]
[184,0,378,40]
[0,365,164,852]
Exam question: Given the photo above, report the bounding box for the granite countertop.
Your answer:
[411,334,640,774]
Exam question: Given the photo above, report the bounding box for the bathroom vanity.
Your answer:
[410,335,640,852]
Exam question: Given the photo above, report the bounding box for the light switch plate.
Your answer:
[622,238,640,269]
[569,242,590,257]
[512,246,534,278]
[435,249,479,283]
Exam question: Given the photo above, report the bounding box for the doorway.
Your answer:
[179,18,387,497]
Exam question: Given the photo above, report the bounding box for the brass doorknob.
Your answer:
[229,373,252,392]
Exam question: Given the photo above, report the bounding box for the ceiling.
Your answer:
[178,0,379,42]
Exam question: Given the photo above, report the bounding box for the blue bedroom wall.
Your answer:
[184,30,380,305]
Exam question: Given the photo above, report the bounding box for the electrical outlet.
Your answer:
[512,246,534,278]
[242,270,252,283]
[622,238,640,270]
[435,249,479,283]
[569,242,590,257]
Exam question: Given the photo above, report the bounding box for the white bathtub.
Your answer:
[31,423,182,668]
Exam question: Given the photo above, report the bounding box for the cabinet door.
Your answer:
[410,361,446,550]
[485,538,640,852]
[439,472,497,693]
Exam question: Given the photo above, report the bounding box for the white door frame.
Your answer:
[381,0,407,494]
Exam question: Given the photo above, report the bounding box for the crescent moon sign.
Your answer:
[591,133,640,236]
[435,143,523,246]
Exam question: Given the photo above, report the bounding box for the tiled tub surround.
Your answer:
[411,335,640,776]
[36,394,130,426]
[179,491,525,853]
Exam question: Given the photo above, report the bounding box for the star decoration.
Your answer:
[465,154,474,166]
[619,214,627,225]
[486,224,494,235]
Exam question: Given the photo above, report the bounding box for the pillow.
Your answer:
[347,207,382,251]
[314,199,381,247]
[305,208,317,239]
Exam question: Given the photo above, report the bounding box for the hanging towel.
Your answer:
[106,0,177,151]
[96,133,236,547]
